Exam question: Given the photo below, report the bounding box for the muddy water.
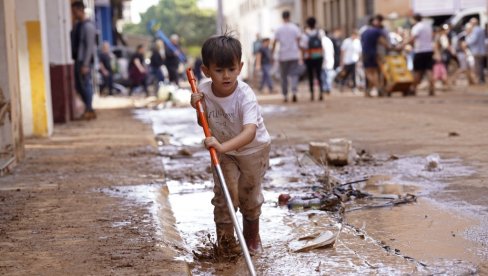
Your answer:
[130,107,486,275]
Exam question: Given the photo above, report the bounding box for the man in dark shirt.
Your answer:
[165,34,183,86]
[255,38,274,93]
[150,39,165,91]
[71,1,97,120]
[360,14,389,96]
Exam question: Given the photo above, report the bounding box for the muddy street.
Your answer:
[1,86,487,275]
[143,86,488,275]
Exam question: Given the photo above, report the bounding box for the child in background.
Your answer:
[190,34,271,254]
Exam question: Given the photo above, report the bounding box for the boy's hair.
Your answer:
[201,33,242,68]
[71,1,85,10]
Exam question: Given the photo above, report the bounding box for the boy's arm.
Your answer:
[205,124,257,153]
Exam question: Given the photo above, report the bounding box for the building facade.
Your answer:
[0,0,128,174]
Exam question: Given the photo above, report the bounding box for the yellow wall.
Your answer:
[25,21,48,136]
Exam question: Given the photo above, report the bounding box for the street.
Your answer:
[0,85,487,275]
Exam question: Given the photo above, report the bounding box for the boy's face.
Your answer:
[202,60,243,97]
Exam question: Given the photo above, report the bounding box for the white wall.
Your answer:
[16,0,53,137]
[45,0,72,65]
[223,0,297,79]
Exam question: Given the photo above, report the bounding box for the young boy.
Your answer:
[190,34,271,254]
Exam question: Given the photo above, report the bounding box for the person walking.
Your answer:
[360,14,389,97]
[403,13,435,96]
[321,30,335,94]
[272,10,302,102]
[330,28,343,71]
[71,1,97,120]
[339,29,362,93]
[165,34,183,86]
[466,17,486,84]
[150,39,166,92]
[255,38,274,93]
[301,17,325,101]
[98,41,114,96]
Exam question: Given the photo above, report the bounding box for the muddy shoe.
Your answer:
[216,223,241,256]
[243,218,262,255]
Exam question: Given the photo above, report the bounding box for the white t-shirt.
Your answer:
[274,22,301,61]
[411,21,433,53]
[198,80,271,156]
[340,37,362,65]
[321,35,334,70]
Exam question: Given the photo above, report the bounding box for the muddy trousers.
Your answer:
[212,145,270,224]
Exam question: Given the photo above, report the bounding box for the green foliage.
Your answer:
[124,0,216,55]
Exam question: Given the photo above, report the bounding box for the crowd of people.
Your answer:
[253,10,487,102]
[98,34,185,98]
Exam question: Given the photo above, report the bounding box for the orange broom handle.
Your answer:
[186,68,220,166]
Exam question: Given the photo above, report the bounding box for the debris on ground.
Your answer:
[308,138,355,166]
[425,153,442,172]
[155,133,172,146]
[290,230,338,252]
[177,148,193,157]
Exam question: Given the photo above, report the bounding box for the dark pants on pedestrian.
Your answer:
[151,66,165,91]
[341,63,356,89]
[74,61,94,112]
[259,63,273,91]
[474,55,486,84]
[305,58,324,95]
[100,73,113,95]
[279,60,299,96]
[167,64,179,85]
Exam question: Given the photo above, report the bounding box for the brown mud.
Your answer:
[0,85,487,275]
[0,108,189,275]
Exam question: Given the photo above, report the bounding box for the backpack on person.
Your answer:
[307,32,323,59]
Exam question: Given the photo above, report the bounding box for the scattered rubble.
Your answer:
[425,154,442,172]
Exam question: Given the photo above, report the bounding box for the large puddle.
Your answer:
[124,107,487,275]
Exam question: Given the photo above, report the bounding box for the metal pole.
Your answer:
[215,164,256,276]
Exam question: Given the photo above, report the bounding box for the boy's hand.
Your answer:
[190,92,204,109]
[204,136,224,153]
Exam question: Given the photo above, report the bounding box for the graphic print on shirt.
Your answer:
[207,103,239,143]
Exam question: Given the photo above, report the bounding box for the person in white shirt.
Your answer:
[190,34,271,255]
[403,13,435,96]
[272,10,302,102]
[321,31,335,93]
[339,29,362,93]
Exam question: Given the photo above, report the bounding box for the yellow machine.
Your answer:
[380,53,414,96]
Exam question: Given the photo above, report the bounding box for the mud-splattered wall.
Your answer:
[0,0,24,174]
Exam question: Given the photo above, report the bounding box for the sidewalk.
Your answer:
[0,104,189,275]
